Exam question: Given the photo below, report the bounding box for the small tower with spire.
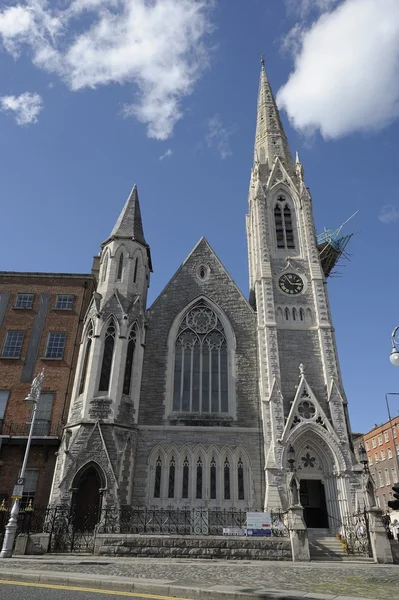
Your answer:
[48,185,152,508]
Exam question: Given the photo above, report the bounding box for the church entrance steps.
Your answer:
[308,531,373,562]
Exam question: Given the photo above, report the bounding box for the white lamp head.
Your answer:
[390,349,399,368]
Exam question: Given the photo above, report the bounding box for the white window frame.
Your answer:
[378,434,383,446]
[55,295,74,310]
[14,294,34,309]
[0,390,9,421]
[378,471,384,487]
[45,332,66,359]
[388,448,393,459]
[365,440,370,451]
[372,438,377,448]
[385,468,391,486]
[381,449,386,461]
[385,431,390,442]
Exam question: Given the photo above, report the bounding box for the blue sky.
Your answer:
[0,0,399,433]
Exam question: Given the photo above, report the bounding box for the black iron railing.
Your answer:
[0,420,63,438]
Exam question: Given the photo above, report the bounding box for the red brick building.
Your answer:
[362,418,399,511]
[0,272,94,507]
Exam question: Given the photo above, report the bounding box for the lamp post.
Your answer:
[358,444,369,473]
[389,326,399,367]
[0,369,45,558]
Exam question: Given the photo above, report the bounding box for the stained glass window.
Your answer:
[173,303,228,414]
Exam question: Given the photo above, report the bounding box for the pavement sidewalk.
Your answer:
[0,556,393,600]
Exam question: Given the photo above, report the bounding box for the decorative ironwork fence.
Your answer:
[341,511,372,557]
[0,505,288,554]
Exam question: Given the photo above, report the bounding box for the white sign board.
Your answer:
[222,527,246,536]
[246,512,272,537]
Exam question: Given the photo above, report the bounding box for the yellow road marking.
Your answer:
[0,579,191,600]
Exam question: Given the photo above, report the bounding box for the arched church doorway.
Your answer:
[71,464,104,531]
[300,479,329,529]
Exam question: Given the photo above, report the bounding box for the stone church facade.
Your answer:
[49,61,365,531]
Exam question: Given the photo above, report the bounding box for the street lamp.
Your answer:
[389,326,399,367]
[0,369,45,558]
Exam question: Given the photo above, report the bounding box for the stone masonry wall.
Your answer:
[132,428,264,508]
[95,534,291,560]
[139,239,260,428]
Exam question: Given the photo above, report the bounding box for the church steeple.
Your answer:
[254,58,294,173]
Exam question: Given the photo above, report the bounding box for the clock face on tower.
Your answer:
[279,273,304,295]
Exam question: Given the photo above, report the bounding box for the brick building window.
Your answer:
[372,438,376,448]
[2,331,24,358]
[45,332,66,359]
[368,455,373,465]
[365,440,370,451]
[392,468,397,483]
[388,448,393,459]
[385,431,390,442]
[30,392,54,436]
[381,449,386,460]
[14,294,33,309]
[396,444,399,455]
[394,428,397,438]
[55,295,74,310]
[375,452,379,462]
[0,390,9,425]
[385,468,391,486]
[378,434,383,445]
[378,471,384,487]
[21,469,39,508]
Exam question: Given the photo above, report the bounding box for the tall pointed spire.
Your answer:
[106,184,147,247]
[254,58,294,173]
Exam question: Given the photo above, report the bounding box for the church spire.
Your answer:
[254,58,294,173]
[105,184,147,247]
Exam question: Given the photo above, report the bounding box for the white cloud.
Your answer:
[0,0,212,140]
[159,148,172,161]
[205,114,236,159]
[379,205,399,224]
[0,92,43,125]
[277,0,399,139]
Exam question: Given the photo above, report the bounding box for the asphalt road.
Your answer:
[0,581,189,600]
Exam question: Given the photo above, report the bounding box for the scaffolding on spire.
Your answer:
[317,212,358,278]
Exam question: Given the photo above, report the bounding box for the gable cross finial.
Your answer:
[299,363,305,376]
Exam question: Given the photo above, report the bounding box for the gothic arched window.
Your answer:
[168,456,175,499]
[102,252,109,282]
[237,457,245,500]
[99,321,116,392]
[172,303,228,414]
[154,456,162,498]
[224,458,231,500]
[210,456,217,500]
[79,323,93,395]
[116,253,124,281]
[182,456,189,499]
[133,257,139,283]
[123,326,136,396]
[196,457,203,499]
[299,308,305,322]
[274,196,295,251]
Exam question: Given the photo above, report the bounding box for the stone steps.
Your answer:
[308,531,372,562]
